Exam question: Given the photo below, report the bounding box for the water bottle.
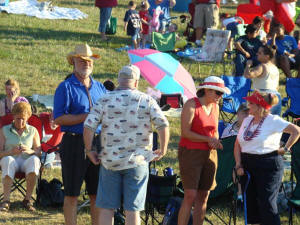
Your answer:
[163,167,174,176]
[150,168,158,175]
[162,206,175,225]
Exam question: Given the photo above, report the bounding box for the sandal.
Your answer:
[0,200,10,212]
[22,199,36,212]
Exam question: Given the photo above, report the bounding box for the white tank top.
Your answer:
[252,63,279,91]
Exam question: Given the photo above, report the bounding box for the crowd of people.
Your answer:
[1,0,300,224]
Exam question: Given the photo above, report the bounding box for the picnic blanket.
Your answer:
[0,0,87,20]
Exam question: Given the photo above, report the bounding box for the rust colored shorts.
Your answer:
[178,146,218,191]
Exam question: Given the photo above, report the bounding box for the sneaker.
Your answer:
[221,0,227,4]
[232,0,238,4]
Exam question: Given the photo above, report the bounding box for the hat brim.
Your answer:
[196,85,231,95]
[67,52,100,65]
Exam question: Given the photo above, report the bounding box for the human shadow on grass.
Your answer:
[0,26,129,47]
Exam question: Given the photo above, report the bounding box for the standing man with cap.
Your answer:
[83,64,170,225]
[53,44,107,225]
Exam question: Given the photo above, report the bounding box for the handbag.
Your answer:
[106,17,117,35]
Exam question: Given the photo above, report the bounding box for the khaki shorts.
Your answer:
[193,3,219,29]
[178,146,217,191]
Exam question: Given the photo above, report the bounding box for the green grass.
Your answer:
[0,0,300,224]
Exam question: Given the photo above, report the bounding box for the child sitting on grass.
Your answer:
[124,1,142,49]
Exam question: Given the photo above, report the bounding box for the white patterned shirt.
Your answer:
[84,89,169,170]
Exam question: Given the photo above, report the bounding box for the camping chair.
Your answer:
[144,173,177,225]
[188,29,231,76]
[220,75,251,123]
[0,114,43,202]
[282,78,300,124]
[152,32,176,52]
[288,140,300,225]
[206,135,237,225]
[159,93,183,109]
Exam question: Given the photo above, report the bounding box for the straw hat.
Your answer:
[67,44,100,65]
[197,76,231,95]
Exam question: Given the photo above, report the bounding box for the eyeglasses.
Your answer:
[215,90,223,96]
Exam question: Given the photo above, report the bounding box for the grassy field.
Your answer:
[0,0,300,224]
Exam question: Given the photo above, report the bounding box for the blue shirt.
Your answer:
[53,74,107,134]
[267,35,298,56]
[148,0,170,21]
[236,35,262,58]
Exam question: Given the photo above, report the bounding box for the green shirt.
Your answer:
[3,124,37,159]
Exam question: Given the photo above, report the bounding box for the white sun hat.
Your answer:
[197,76,231,95]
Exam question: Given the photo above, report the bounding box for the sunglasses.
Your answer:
[215,90,223,96]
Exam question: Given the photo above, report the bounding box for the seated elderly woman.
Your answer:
[0,102,41,212]
[0,79,28,117]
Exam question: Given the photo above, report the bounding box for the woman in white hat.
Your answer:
[177,76,231,225]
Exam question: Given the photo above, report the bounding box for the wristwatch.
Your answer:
[284,146,290,152]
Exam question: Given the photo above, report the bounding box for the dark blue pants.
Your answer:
[235,53,260,76]
[241,152,284,225]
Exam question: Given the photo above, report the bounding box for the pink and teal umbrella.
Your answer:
[128,49,196,99]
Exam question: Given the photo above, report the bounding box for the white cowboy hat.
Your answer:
[67,44,100,65]
[197,76,231,95]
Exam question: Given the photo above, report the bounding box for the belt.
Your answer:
[241,150,278,159]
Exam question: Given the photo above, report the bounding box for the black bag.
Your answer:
[161,197,193,225]
[36,178,64,207]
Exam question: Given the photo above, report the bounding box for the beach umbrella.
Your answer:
[128,49,196,99]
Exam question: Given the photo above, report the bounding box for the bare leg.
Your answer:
[63,196,78,225]
[279,55,292,78]
[133,39,138,49]
[193,190,210,225]
[125,210,140,225]
[25,172,37,200]
[178,189,197,225]
[89,194,100,225]
[195,27,204,42]
[99,208,114,225]
[2,176,13,202]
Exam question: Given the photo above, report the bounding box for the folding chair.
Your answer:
[206,135,237,225]
[188,29,231,76]
[152,32,176,52]
[282,78,300,123]
[144,173,177,225]
[220,75,251,123]
[288,140,300,225]
[0,114,43,202]
[159,93,183,109]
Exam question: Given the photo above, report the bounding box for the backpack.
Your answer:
[161,197,193,225]
[36,178,64,207]
[106,17,117,35]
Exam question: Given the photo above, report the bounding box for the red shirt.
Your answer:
[139,10,149,35]
[95,0,117,8]
[179,97,218,150]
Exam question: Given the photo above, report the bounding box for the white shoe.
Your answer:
[232,0,238,4]
[221,0,227,4]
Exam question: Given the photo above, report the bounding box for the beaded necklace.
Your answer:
[243,116,266,141]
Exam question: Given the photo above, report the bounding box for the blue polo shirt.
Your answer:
[53,74,107,134]
[148,0,170,21]
[267,35,298,56]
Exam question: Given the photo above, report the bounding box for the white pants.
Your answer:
[0,155,41,180]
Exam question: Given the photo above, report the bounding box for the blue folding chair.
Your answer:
[220,75,251,123]
[282,78,300,123]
